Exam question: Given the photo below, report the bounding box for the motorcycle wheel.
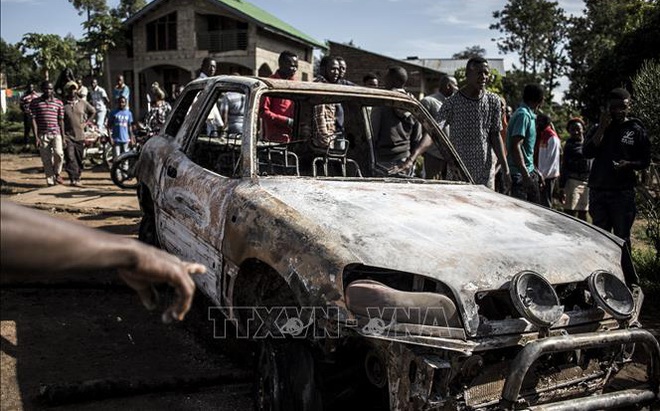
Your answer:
[110,152,139,189]
[87,150,105,169]
[82,147,95,170]
[103,145,113,168]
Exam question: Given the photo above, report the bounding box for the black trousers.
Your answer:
[589,188,636,246]
[64,138,84,181]
[23,115,32,144]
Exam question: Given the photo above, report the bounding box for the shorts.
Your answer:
[565,178,589,211]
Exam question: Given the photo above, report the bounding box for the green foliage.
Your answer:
[487,68,504,96]
[67,0,108,15]
[3,103,23,123]
[112,0,147,20]
[81,11,125,75]
[0,105,28,154]
[19,33,77,81]
[453,67,503,97]
[491,0,568,100]
[632,59,660,159]
[1,38,40,88]
[452,46,486,60]
[565,0,658,113]
[632,247,659,285]
[501,69,541,109]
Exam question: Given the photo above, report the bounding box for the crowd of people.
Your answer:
[20,73,172,187]
[189,52,652,250]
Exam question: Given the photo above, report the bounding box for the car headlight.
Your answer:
[345,279,461,328]
[509,271,563,327]
[587,270,634,320]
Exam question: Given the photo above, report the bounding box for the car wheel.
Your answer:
[138,211,159,247]
[255,340,323,411]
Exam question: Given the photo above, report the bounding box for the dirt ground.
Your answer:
[1,152,659,410]
[1,153,253,410]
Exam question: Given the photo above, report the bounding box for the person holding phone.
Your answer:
[583,88,650,247]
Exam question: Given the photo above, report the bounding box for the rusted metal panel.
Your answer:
[254,177,624,336]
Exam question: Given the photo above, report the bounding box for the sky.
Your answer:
[1,0,586,98]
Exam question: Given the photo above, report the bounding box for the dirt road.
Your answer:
[1,153,253,410]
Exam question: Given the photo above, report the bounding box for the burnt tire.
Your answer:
[255,341,323,411]
[110,152,139,189]
[138,211,159,247]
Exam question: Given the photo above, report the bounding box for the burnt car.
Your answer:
[136,76,659,410]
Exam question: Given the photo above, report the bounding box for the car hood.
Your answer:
[258,178,625,334]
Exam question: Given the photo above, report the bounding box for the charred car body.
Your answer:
[136,76,659,410]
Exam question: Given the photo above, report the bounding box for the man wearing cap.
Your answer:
[29,81,65,186]
[63,81,96,186]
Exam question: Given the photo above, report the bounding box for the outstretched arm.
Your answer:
[1,201,206,322]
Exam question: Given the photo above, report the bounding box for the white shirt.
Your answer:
[90,86,108,111]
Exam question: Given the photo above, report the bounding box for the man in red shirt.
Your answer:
[260,51,298,143]
[29,81,65,186]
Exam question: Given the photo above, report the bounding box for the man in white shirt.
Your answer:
[89,78,110,134]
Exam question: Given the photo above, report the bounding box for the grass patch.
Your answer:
[633,247,659,280]
[0,119,36,154]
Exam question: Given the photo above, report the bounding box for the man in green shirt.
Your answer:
[507,84,545,204]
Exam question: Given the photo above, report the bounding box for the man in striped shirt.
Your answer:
[29,81,65,186]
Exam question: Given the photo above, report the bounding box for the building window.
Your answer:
[196,14,248,52]
[146,12,177,51]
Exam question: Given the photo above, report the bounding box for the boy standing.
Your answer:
[108,96,134,160]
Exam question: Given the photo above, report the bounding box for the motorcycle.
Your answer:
[82,125,113,169]
[110,123,153,189]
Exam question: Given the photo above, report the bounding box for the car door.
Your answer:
[156,82,249,304]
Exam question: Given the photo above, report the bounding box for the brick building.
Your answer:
[328,41,506,98]
[328,41,445,98]
[107,0,325,117]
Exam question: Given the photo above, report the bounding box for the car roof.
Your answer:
[189,75,416,101]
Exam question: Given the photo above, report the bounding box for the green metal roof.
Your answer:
[216,0,326,49]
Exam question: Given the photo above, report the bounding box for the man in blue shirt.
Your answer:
[507,84,545,204]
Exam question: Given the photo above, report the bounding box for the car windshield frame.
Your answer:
[248,87,473,184]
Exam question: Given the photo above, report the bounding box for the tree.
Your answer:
[632,59,660,268]
[454,67,505,97]
[501,69,541,110]
[67,0,108,74]
[566,0,658,117]
[0,38,38,87]
[67,0,107,14]
[112,0,148,20]
[632,59,660,159]
[576,4,659,121]
[82,11,124,75]
[19,33,77,81]
[452,46,486,59]
[491,0,568,101]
